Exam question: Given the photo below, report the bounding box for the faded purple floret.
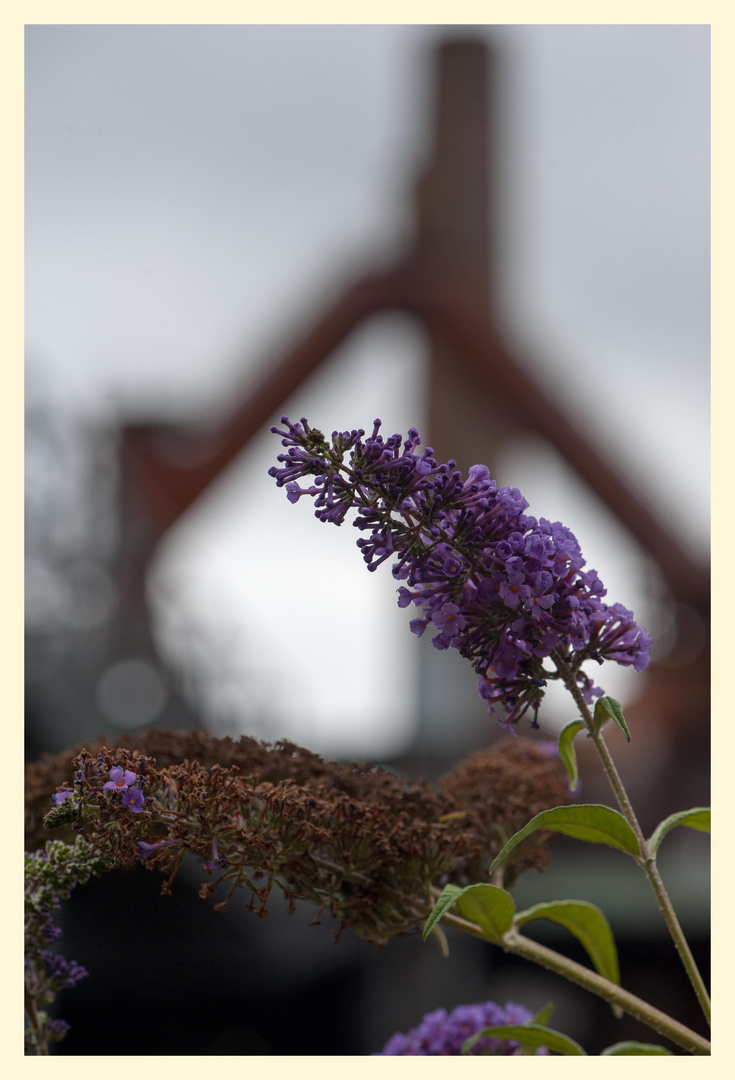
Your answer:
[103,766,137,792]
[50,790,73,806]
[137,839,174,860]
[121,786,145,813]
[270,417,652,728]
[375,1000,549,1055]
[204,837,226,873]
[41,951,88,990]
[44,1018,71,1042]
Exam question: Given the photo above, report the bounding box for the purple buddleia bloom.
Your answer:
[103,767,137,792]
[375,1000,549,1055]
[121,786,145,813]
[270,417,652,728]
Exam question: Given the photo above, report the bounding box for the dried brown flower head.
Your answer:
[438,739,572,889]
[26,730,570,945]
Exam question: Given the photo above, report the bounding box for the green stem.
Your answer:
[503,928,710,1056]
[553,652,711,1026]
[24,988,49,1056]
[640,846,712,1027]
[432,897,711,1055]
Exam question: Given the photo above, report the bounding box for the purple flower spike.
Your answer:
[103,766,137,792]
[50,789,73,806]
[122,786,146,813]
[270,417,652,728]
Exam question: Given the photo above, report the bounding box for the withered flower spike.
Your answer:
[26,729,570,945]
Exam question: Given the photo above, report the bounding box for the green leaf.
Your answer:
[423,883,515,944]
[422,884,463,941]
[594,695,630,741]
[488,804,642,874]
[532,1002,555,1027]
[601,1042,672,1055]
[463,1023,587,1056]
[514,900,620,986]
[453,883,515,944]
[648,807,711,856]
[558,719,585,791]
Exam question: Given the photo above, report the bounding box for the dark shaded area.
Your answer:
[52,859,709,1056]
[56,865,368,1055]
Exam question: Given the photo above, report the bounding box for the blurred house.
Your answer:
[26,34,709,1055]
[40,39,707,790]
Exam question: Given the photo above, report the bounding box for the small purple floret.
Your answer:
[137,839,174,860]
[103,767,137,792]
[204,837,226,873]
[122,786,145,813]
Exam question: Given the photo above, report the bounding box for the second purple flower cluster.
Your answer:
[376,1000,549,1055]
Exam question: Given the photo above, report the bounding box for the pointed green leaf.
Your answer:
[648,807,711,856]
[601,1042,672,1055]
[422,884,463,941]
[514,900,620,986]
[488,804,642,874]
[454,883,515,944]
[532,1002,555,1027]
[463,1023,586,1056]
[594,695,630,741]
[423,883,515,944]
[558,720,585,791]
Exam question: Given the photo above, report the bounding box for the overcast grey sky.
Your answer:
[25,24,710,756]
